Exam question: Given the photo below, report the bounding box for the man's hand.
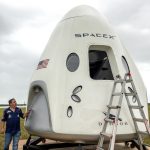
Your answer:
[0,121,5,134]
[0,127,5,134]
[23,110,30,118]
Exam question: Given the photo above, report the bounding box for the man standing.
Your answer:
[1,98,28,150]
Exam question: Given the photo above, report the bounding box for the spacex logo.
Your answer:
[75,33,116,39]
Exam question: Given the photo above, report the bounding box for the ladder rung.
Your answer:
[115,79,124,83]
[126,79,132,83]
[129,105,144,109]
[133,118,145,122]
[113,92,123,96]
[138,131,149,135]
[97,73,148,150]
[96,147,104,150]
[125,93,136,96]
[101,132,112,138]
[104,118,114,123]
[107,105,121,109]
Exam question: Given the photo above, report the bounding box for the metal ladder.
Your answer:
[124,73,150,150]
[96,73,150,150]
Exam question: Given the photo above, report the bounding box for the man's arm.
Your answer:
[0,121,5,134]
[0,109,7,134]
[19,108,29,119]
[23,111,30,118]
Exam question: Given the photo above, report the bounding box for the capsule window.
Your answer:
[89,50,114,80]
[67,106,73,118]
[66,53,79,72]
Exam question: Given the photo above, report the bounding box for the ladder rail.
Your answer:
[97,73,150,150]
[124,86,144,150]
[109,81,126,150]
[125,74,150,135]
[124,73,149,150]
[97,76,126,150]
[97,78,119,149]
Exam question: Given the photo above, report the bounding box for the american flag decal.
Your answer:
[37,59,49,70]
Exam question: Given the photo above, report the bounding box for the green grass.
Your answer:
[0,105,150,149]
[144,104,150,144]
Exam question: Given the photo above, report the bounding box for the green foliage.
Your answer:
[144,104,150,144]
[0,108,4,150]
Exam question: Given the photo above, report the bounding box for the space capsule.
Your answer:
[25,5,149,143]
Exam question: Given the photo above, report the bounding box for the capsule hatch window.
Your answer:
[66,53,79,72]
[89,50,114,80]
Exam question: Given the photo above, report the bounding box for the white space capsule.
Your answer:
[25,5,149,143]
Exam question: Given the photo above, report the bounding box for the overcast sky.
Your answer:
[0,0,150,104]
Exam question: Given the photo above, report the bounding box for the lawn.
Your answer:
[144,104,150,144]
[0,105,150,149]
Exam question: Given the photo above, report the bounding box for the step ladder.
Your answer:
[124,73,150,150]
[96,73,150,150]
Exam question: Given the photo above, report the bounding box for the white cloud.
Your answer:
[0,0,150,103]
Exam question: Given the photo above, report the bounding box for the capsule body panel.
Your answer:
[25,5,148,142]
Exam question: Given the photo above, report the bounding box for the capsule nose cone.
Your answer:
[62,5,101,20]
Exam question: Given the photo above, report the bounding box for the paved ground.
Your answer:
[9,140,150,150]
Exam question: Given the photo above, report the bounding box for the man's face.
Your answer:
[10,99,17,108]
